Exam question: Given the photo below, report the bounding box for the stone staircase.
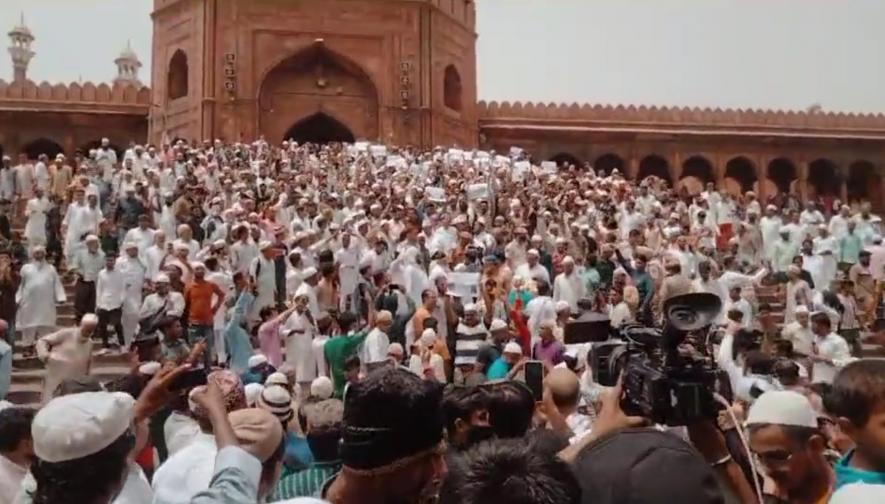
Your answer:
[7,274,135,408]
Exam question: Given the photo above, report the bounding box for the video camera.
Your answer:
[590,293,732,426]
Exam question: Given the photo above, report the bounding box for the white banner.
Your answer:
[448,272,481,301]
[425,186,447,203]
[466,183,489,201]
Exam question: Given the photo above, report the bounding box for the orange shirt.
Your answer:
[185,280,223,325]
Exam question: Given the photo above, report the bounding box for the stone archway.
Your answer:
[847,160,880,205]
[724,156,757,194]
[23,138,64,160]
[681,156,715,183]
[283,113,355,144]
[550,152,581,168]
[259,44,379,143]
[809,159,840,197]
[79,140,125,159]
[767,158,797,194]
[592,153,624,175]
[638,155,671,185]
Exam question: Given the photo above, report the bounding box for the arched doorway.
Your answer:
[593,153,624,175]
[443,65,463,112]
[283,113,355,144]
[167,50,189,100]
[724,156,757,193]
[550,152,580,168]
[23,138,64,160]
[847,160,880,205]
[259,44,378,143]
[767,158,796,194]
[638,155,671,185]
[808,159,840,197]
[681,156,714,183]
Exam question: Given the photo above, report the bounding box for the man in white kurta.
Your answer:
[23,188,50,249]
[282,294,317,389]
[335,233,361,313]
[250,241,278,321]
[116,242,146,346]
[35,314,97,401]
[15,247,66,350]
[552,256,586,313]
[810,313,853,384]
[62,188,89,261]
[759,205,783,265]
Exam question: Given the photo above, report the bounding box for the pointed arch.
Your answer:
[808,158,840,197]
[283,113,355,144]
[724,156,757,193]
[443,65,463,111]
[592,153,624,175]
[23,138,64,160]
[638,155,671,185]
[767,158,797,194]
[681,156,715,182]
[167,49,189,100]
[847,160,879,203]
[550,152,580,168]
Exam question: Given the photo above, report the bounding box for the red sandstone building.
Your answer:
[1,1,884,209]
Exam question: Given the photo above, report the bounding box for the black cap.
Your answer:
[573,428,725,504]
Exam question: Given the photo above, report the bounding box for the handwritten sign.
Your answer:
[448,272,481,300]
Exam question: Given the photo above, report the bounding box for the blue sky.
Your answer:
[1,0,883,113]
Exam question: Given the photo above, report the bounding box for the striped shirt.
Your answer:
[272,461,341,500]
[454,322,489,365]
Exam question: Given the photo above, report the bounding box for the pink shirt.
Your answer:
[258,315,284,367]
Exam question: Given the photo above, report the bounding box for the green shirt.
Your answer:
[324,331,368,397]
[273,461,342,501]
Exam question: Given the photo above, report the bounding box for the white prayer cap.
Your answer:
[779,226,791,234]
[531,234,543,242]
[124,241,138,250]
[463,303,478,314]
[138,361,161,376]
[766,204,778,211]
[85,234,99,242]
[555,301,571,313]
[376,310,394,323]
[81,313,99,326]
[503,342,523,355]
[265,372,289,387]
[258,386,294,423]
[33,392,135,463]
[562,255,575,265]
[746,390,817,428]
[310,377,334,400]
[259,240,273,251]
[213,239,227,249]
[794,305,809,315]
[244,383,264,407]
[555,237,567,245]
[175,242,190,252]
[489,319,508,332]
[154,273,170,283]
[420,328,438,347]
[540,318,557,330]
[191,261,206,271]
[527,248,540,257]
[248,354,268,368]
[829,483,885,504]
[301,267,318,279]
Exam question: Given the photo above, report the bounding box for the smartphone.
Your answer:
[169,367,208,392]
[524,360,544,402]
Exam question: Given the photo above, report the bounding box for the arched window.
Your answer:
[593,153,624,175]
[550,152,581,168]
[638,155,671,185]
[681,156,715,183]
[167,50,189,100]
[809,159,840,197]
[23,138,64,160]
[443,65,462,111]
[724,156,757,193]
[767,158,797,194]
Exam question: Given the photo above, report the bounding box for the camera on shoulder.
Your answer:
[590,293,732,426]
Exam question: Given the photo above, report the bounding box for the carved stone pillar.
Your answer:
[798,160,809,202]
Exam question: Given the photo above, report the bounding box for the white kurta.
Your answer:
[553,271,586,312]
[812,333,853,384]
[759,216,782,262]
[116,256,146,345]
[15,261,66,329]
[283,311,317,383]
[250,256,277,319]
[35,328,92,401]
[24,197,50,247]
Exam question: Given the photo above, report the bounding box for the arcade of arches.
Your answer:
[530,147,885,212]
[258,44,378,145]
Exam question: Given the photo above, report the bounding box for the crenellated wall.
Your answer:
[0,79,150,110]
[477,100,885,135]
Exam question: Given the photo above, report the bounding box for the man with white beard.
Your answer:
[552,256,585,313]
[514,249,550,286]
[15,247,66,355]
[23,188,50,249]
[116,242,146,346]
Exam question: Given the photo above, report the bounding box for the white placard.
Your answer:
[541,161,558,173]
[448,272,481,301]
[494,155,511,167]
[475,151,490,159]
[370,145,387,157]
[425,187,447,203]
[466,183,489,201]
[386,155,406,169]
[354,141,370,152]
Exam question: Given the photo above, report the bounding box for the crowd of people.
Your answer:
[0,137,883,503]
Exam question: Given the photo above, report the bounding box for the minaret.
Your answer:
[8,13,35,82]
[114,40,142,87]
